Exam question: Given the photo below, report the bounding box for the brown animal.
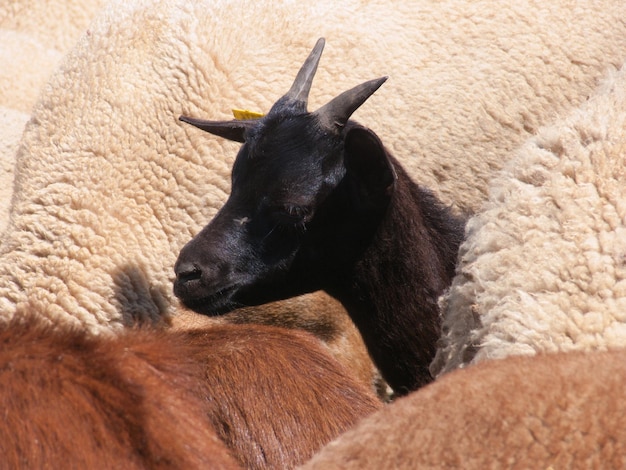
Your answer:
[172,295,389,399]
[186,323,382,468]
[0,315,381,469]
[0,315,239,470]
[301,349,626,469]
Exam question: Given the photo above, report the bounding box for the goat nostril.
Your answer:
[176,263,202,283]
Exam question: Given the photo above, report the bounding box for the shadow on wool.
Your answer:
[111,264,171,327]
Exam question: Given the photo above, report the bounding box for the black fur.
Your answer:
[175,116,465,394]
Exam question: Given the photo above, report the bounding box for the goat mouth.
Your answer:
[175,285,242,317]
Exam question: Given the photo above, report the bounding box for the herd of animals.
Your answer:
[3,0,626,468]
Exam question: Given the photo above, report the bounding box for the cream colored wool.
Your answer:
[0,107,29,233]
[2,0,626,334]
[0,0,107,113]
[0,0,107,232]
[0,29,62,114]
[0,0,108,131]
[433,64,626,376]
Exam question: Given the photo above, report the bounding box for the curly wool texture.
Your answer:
[2,0,626,333]
[0,0,108,113]
[0,0,108,232]
[433,64,626,375]
[0,107,28,232]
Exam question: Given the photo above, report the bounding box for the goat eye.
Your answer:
[273,204,309,228]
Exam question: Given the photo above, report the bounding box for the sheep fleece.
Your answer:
[1,0,626,331]
[433,64,626,375]
[0,0,107,232]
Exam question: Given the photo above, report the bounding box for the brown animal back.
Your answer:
[0,315,239,469]
[301,349,626,469]
[0,315,380,469]
[182,323,383,469]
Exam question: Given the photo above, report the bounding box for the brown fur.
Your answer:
[184,324,383,469]
[0,316,239,469]
[301,349,626,469]
[172,294,388,399]
[0,315,381,469]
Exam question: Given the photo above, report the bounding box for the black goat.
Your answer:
[174,38,465,395]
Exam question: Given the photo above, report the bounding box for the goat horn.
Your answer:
[315,76,388,131]
[281,37,326,109]
[179,115,258,143]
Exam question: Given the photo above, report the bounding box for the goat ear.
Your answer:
[344,126,397,197]
[179,115,259,143]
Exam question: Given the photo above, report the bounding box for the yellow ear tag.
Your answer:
[232,109,265,120]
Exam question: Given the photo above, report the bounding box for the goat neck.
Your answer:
[326,134,465,394]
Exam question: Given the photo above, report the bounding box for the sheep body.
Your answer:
[1,0,626,358]
[0,107,28,231]
[433,62,626,375]
[1,314,381,470]
[301,349,626,469]
[0,0,107,233]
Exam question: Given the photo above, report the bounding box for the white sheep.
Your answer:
[433,62,626,376]
[0,0,107,231]
[2,0,626,374]
[0,107,28,232]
